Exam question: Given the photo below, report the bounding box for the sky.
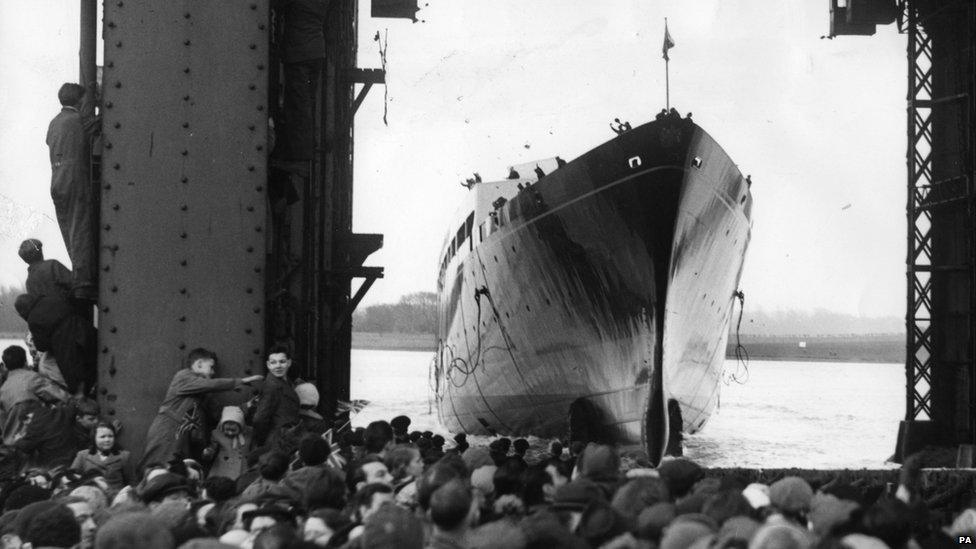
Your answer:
[0,1,907,318]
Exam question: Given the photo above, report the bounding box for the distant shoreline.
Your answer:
[351,332,905,363]
[2,332,905,363]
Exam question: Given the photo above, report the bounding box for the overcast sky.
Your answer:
[0,1,906,317]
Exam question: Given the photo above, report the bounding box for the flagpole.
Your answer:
[664,17,670,111]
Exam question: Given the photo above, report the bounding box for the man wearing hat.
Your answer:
[139,472,194,509]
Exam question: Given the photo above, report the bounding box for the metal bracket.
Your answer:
[346,68,386,116]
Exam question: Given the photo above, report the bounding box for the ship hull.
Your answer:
[435,116,752,459]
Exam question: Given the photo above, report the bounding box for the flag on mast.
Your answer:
[662,21,675,61]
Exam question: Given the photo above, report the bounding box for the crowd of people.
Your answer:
[0,344,975,548]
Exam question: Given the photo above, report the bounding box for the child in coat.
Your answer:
[203,406,252,481]
[70,421,135,496]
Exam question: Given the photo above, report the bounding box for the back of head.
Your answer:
[493,458,525,497]
[259,451,290,481]
[429,478,473,531]
[769,476,813,517]
[748,523,809,549]
[298,435,330,467]
[24,504,79,548]
[1,346,27,372]
[861,497,912,549]
[57,83,85,107]
[95,511,174,549]
[577,443,620,483]
[657,458,704,500]
[201,476,237,503]
[361,502,423,549]
[5,484,50,512]
[253,523,298,549]
[636,502,677,541]
[305,467,346,511]
[364,421,393,454]
[611,477,670,522]
[416,462,462,510]
[390,415,411,434]
[17,239,43,264]
[659,521,714,549]
[702,489,754,526]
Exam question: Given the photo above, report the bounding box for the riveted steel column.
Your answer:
[99,0,269,457]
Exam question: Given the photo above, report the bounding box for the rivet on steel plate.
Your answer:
[250,4,257,9]
[109,326,117,333]
[248,165,255,171]
[115,41,122,48]
[111,245,119,252]
[246,205,254,212]
[105,101,113,108]
[106,61,114,68]
[179,343,186,350]
[249,84,256,90]
[102,265,110,272]
[103,184,111,190]
[183,95,190,101]
[258,24,266,30]
[256,186,264,192]
[105,142,113,149]
[254,266,262,273]
[253,349,261,355]
[245,288,253,294]
[256,144,263,151]
[180,288,187,294]
[180,204,188,211]
[245,328,252,334]
[184,40,191,46]
[102,306,109,313]
[114,122,121,129]
[257,105,264,111]
[254,226,262,233]
[182,122,189,128]
[184,12,190,18]
[108,21,116,28]
[180,260,187,267]
[181,149,188,156]
[183,67,190,74]
[102,347,109,354]
[113,163,120,170]
[104,224,111,230]
[253,307,261,314]
[246,246,254,252]
[109,366,117,375]
[180,232,188,239]
[249,44,256,50]
[112,203,120,211]
[114,81,122,88]
[248,124,256,131]
[179,316,186,322]
[116,1,123,6]
[111,286,118,293]
[181,176,189,183]
[257,64,265,70]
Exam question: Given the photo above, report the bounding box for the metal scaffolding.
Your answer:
[903,0,976,452]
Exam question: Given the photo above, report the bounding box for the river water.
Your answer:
[0,339,903,469]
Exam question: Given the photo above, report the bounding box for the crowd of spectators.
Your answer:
[0,345,975,548]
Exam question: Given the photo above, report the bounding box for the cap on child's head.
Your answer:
[295,383,319,407]
[218,406,245,429]
[17,239,43,264]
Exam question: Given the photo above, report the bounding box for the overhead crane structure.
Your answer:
[831,0,976,460]
[79,0,417,456]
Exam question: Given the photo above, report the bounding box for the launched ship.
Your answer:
[433,111,753,462]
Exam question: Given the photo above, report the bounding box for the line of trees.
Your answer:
[0,286,27,336]
[352,291,436,334]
